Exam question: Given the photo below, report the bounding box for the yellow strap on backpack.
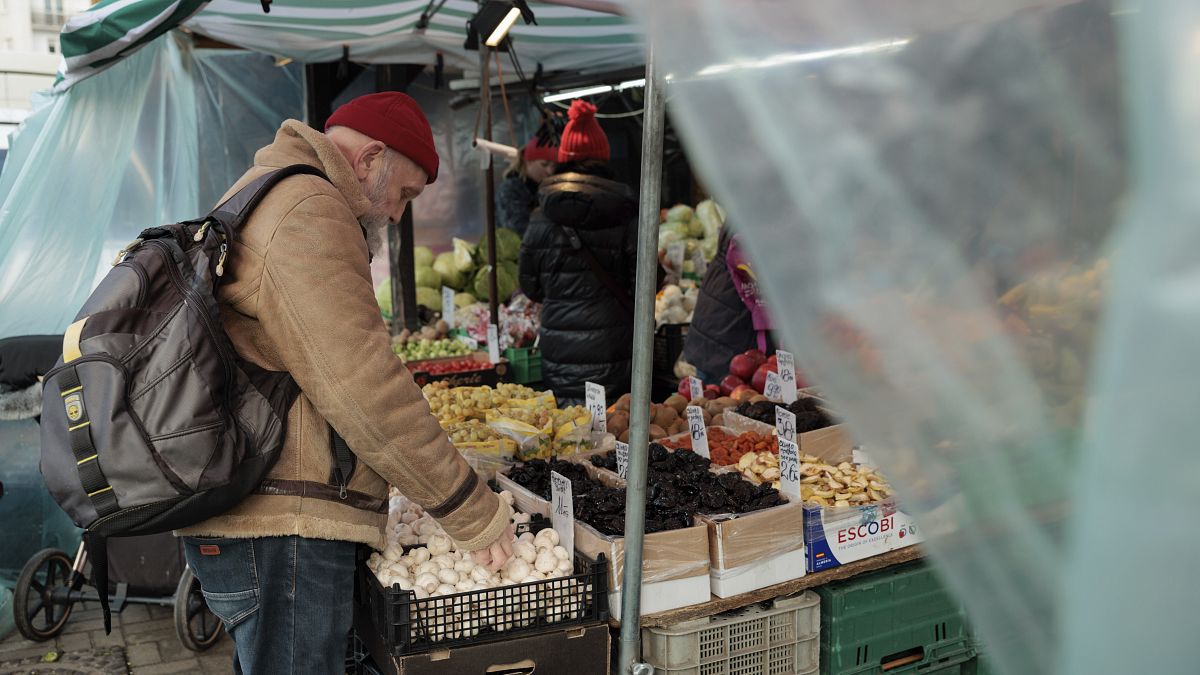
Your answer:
[63,317,88,363]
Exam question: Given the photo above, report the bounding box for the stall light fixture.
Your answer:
[616,78,646,90]
[487,7,522,46]
[467,0,536,51]
[542,84,615,103]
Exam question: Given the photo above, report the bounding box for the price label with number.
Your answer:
[775,406,796,443]
[687,376,704,401]
[614,441,629,479]
[686,405,710,459]
[486,323,500,364]
[550,471,575,563]
[777,437,801,500]
[666,242,686,274]
[585,382,607,433]
[692,248,708,278]
[441,287,456,329]
[776,351,798,403]
[764,371,784,402]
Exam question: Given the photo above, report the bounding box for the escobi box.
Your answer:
[804,499,921,572]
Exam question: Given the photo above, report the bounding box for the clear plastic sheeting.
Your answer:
[0,36,303,339]
[628,1,1175,673]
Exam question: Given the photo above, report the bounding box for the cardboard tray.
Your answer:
[406,351,507,388]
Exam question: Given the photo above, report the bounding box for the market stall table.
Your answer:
[620,546,923,629]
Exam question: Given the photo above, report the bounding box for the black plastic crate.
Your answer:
[357,552,608,657]
[653,323,689,379]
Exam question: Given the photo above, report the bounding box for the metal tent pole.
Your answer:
[617,44,665,675]
[480,46,500,327]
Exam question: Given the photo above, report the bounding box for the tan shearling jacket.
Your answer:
[179,120,510,551]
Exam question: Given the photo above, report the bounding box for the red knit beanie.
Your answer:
[523,136,559,164]
[325,92,440,184]
[558,100,609,163]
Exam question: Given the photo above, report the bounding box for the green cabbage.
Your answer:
[416,287,441,310]
[452,238,476,273]
[477,227,523,263]
[375,278,392,319]
[666,204,695,223]
[414,266,441,289]
[433,252,465,290]
[454,292,477,308]
[472,264,518,302]
[413,245,434,268]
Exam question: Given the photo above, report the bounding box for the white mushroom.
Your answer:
[400,511,419,525]
[454,559,474,574]
[513,542,537,564]
[399,534,419,546]
[415,561,438,577]
[551,546,570,561]
[512,512,531,525]
[414,573,440,593]
[435,583,456,597]
[411,548,431,564]
[427,534,452,556]
[517,532,536,545]
[383,547,403,562]
[437,569,460,586]
[502,558,531,582]
[470,566,493,585]
[534,550,557,574]
[555,557,573,575]
[534,528,560,548]
[431,554,455,569]
[499,490,515,506]
[455,580,476,593]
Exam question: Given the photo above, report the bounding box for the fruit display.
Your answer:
[368,492,583,640]
[417,357,493,375]
[792,456,894,508]
[485,405,595,459]
[443,419,506,445]
[734,397,835,431]
[457,294,541,351]
[655,283,699,327]
[657,201,726,276]
[394,338,473,362]
[604,392,741,443]
[422,382,546,424]
[998,257,1108,425]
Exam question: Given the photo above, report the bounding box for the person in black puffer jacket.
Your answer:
[682,228,760,382]
[519,100,637,404]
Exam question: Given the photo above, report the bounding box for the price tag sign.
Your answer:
[585,382,607,433]
[455,334,479,350]
[764,371,784,402]
[776,350,798,403]
[852,446,875,467]
[486,323,500,364]
[441,286,456,329]
[666,242,686,273]
[777,437,801,500]
[686,405,710,459]
[775,406,796,444]
[692,247,708,278]
[614,441,630,479]
[550,471,575,563]
[687,376,704,401]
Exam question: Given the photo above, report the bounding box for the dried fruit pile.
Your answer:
[734,396,835,430]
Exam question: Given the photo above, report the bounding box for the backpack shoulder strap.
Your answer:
[207,164,330,234]
[560,225,635,314]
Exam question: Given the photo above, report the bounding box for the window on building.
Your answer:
[48,39,57,53]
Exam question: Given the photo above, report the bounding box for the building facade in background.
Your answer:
[1,0,91,162]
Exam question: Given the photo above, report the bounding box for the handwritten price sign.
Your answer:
[777,437,801,500]
[776,350,798,403]
[687,376,704,401]
[585,382,607,433]
[550,471,575,562]
[686,405,710,459]
[764,371,784,402]
[615,441,629,479]
[775,406,796,443]
[441,287,456,329]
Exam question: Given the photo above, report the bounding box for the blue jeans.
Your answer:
[182,535,356,675]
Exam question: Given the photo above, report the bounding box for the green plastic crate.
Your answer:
[817,562,975,675]
[503,346,542,385]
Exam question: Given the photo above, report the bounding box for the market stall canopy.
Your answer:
[55,0,641,92]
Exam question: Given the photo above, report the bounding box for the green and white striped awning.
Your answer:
[56,0,642,92]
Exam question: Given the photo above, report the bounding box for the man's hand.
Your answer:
[470,525,516,572]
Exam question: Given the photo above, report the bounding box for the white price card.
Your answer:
[775,406,796,444]
[776,350,798,403]
[441,286,456,329]
[455,334,479,350]
[777,437,802,500]
[486,323,500,364]
[550,471,575,563]
[585,382,607,433]
[764,371,784,402]
[614,441,630,479]
[687,376,704,401]
[666,242,686,273]
[852,446,875,467]
[692,247,708,278]
[686,405,710,459]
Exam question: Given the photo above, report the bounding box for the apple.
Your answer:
[677,378,693,398]
[728,354,756,381]
[767,354,778,369]
[719,374,745,396]
[703,384,720,400]
[751,362,778,393]
[742,349,767,369]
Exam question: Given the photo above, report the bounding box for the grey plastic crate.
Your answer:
[642,591,820,675]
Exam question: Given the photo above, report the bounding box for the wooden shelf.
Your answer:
[614,547,924,629]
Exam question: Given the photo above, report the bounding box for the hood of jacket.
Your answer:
[538,172,636,231]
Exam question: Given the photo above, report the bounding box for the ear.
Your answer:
[354,141,388,181]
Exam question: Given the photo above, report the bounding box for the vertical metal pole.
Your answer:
[618,47,665,674]
[480,46,500,326]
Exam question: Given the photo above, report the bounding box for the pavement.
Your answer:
[0,604,234,674]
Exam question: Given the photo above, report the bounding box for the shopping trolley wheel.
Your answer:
[174,566,224,652]
[14,548,75,641]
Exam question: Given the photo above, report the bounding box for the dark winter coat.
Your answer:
[519,172,638,402]
[683,228,763,380]
[496,174,538,236]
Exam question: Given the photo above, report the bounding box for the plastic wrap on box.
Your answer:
[574,519,710,591]
[708,548,808,598]
[701,498,806,572]
[460,449,514,483]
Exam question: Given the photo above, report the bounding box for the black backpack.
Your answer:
[39,165,330,631]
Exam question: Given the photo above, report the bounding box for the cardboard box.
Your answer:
[701,500,805,573]
[709,548,807,598]
[360,621,610,675]
[799,434,922,572]
[607,573,711,617]
[495,471,550,518]
[574,520,710,592]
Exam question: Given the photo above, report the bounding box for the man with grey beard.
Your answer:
[178,93,514,674]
